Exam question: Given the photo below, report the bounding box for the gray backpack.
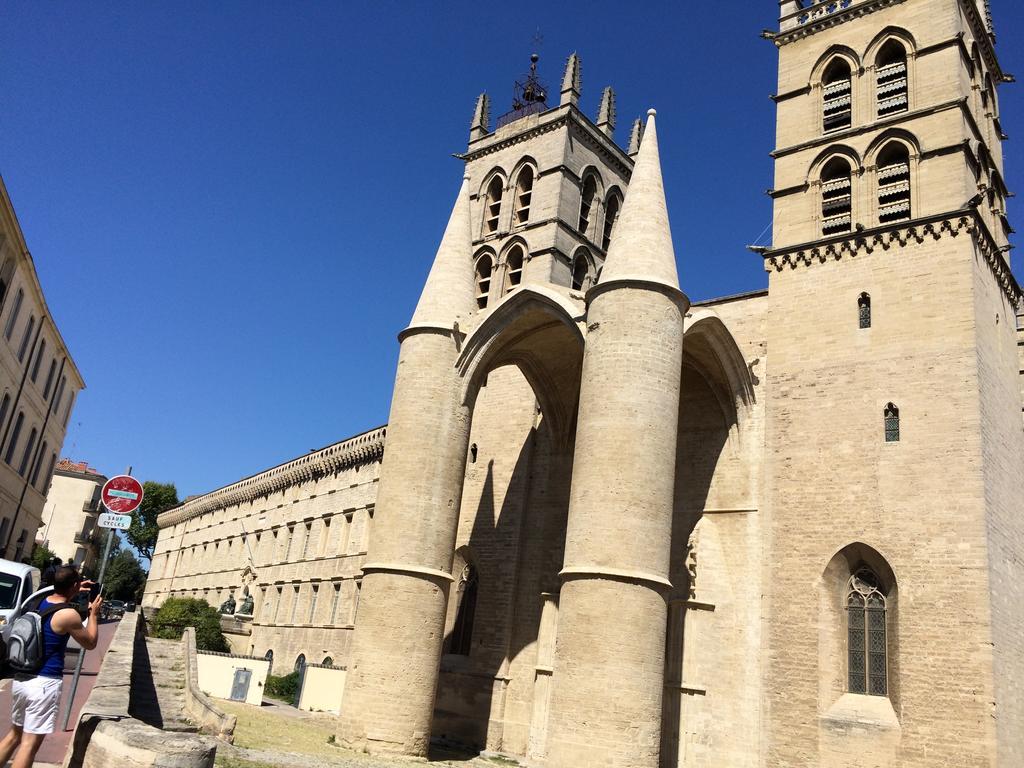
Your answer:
[6,604,66,674]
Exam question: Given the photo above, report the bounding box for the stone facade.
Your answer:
[145,2,1023,766]
[38,459,107,572]
[0,176,84,563]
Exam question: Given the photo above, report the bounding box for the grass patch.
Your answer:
[217,701,339,758]
[214,756,279,768]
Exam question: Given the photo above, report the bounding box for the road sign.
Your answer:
[101,475,144,515]
[98,512,132,531]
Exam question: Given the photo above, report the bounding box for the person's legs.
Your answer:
[10,732,44,768]
[0,725,23,765]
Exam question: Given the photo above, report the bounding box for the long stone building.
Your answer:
[145,1,1024,765]
[0,177,84,563]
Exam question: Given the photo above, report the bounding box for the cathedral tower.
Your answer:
[762,1,1023,765]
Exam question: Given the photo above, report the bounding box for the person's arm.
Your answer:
[55,594,103,651]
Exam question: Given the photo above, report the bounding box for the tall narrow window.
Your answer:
[505,245,524,293]
[823,59,853,132]
[858,293,872,329]
[513,166,534,226]
[578,175,598,235]
[289,585,300,624]
[475,255,493,309]
[877,143,911,224]
[308,584,319,623]
[31,340,45,383]
[449,563,478,656]
[484,176,503,235]
[330,582,342,624]
[876,41,908,116]
[51,376,66,415]
[3,289,23,341]
[821,158,853,235]
[30,441,48,487]
[272,587,283,623]
[571,252,590,291]
[4,412,24,465]
[847,568,887,696]
[602,193,621,251]
[884,403,900,442]
[302,522,313,559]
[18,427,37,477]
[42,360,56,400]
[0,394,10,436]
[17,315,35,363]
[294,654,306,674]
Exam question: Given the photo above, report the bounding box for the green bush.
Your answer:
[264,671,300,702]
[149,597,230,653]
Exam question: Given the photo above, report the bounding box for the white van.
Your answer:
[0,559,40,631]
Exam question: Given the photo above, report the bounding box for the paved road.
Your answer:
[0,618,118,767]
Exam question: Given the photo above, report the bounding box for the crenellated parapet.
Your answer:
[157,426,387,528]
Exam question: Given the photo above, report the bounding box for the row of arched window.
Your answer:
[474,244,599,310]
[480,162,622,252]
[819,140,912,236]
[821,39,909,133]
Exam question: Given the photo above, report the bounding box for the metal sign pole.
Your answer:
[61,465,132,731]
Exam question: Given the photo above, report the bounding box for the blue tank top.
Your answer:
[37,597,72,679]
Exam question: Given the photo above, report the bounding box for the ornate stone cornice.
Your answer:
[775,0,907,47]
[157,426,387,528]
[762,210,1021,303]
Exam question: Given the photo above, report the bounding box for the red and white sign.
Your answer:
[101,475,144,515]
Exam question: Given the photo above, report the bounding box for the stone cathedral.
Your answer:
[144,1,1024,766]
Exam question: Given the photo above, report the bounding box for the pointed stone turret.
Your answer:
[599,109,678,290]
[627,116,644,156]
[596,86,616,138]
[409,176,475,329]
[560,52,581,107]
[546,106,687,768]
[469,93,490,142]
[339,176,475,754]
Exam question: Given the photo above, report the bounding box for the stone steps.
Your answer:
[129,636,197,733]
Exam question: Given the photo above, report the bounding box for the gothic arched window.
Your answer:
[321,656,333,667]
[876,41,909,117]
[513,166,534,226]
[823,58,853,133]
[884,403,900,442]
[294,653,306,673]
[571,251,591,291]
[484,176,503,235]
[821,157,853,235]
[858,293,871,329]
[602,192,622,252]
[847,568,887,696]
[578,175,598,235]
[505,245,524,293]
[475,254,493,309]
[449,562,478,657]
[877,142,911,224]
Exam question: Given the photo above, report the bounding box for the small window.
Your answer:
[3,289,23,341]
[505,245,524,293]
[449,563,478,656]
[884,403,900,442]
[823,58,853,132]
[847,568,887,696]
[821,157,853,235]
[858,293,871,329]
[475,255,493,309]
[322,656,333,667]
[484,176,503,235]
[876,143,911,224]
[470,443,478,463]
[602,193,621,251]
[17,314,35,363]
[571,252,590,291]
[513,166,534,226]
[578,175,598,235]
[876,41,908,117]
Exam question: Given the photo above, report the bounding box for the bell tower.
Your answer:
[459,53,635,310]
[761,1,1024,766]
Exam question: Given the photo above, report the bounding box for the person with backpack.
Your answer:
[0,565,102,768]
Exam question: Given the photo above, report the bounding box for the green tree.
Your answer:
[127,481,179,561]
[149,597,230,652]
[103,550,148,602]
[30,545,59,570]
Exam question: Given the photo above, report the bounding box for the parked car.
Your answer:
[0,559,40,643]
[102,600,125,620]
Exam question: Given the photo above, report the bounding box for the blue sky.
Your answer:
[2,2,1023,501]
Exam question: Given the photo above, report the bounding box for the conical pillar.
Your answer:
[338,177,475,756]
[546,110,687,768]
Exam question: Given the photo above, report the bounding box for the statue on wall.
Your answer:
[237,586,254,616]
[220,592,236,615]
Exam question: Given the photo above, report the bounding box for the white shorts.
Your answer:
[11,676,63,735]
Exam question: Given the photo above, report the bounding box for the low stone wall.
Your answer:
[64,613,215,768]
[182,628,237,741]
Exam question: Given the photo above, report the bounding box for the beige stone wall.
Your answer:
[144,428,383,672]
[0,177,84,562]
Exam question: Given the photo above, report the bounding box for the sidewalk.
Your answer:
[0,619,118,767]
